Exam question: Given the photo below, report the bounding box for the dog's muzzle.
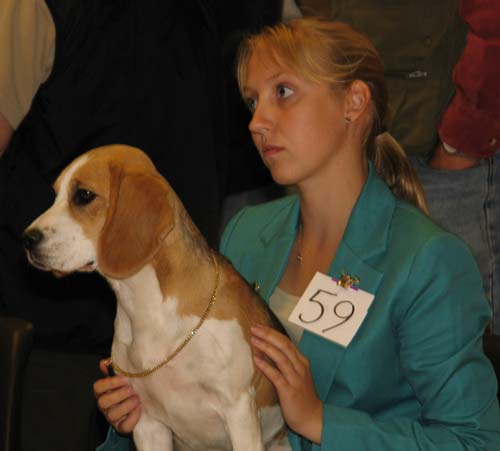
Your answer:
[23,228,50,270]
[23,228,44,252]
[23,227,96,275]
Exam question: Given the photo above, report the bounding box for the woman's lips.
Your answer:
[262,145,285,157]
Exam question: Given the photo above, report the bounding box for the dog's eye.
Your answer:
[73,188,96,206]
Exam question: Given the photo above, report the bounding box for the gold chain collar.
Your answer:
[108,251,219,378]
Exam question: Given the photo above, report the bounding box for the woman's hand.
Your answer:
[251,325,323,443]
[93,359,141,435]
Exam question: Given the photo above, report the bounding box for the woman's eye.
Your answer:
[73,188,96,206]
[246,98,257,112]
[277,85,294,99]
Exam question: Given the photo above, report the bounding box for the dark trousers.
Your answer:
[20,348,108,451]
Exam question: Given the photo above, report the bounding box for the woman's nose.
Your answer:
[248,102,273,136]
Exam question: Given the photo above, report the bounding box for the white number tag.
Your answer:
[288,272,375,347]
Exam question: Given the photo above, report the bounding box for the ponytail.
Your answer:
[369,132,428,214]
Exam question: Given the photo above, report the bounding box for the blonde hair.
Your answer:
[237,17,428,213]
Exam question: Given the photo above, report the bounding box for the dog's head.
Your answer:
[23,145,175,279]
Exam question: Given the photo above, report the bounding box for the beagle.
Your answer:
[23,145,288,451]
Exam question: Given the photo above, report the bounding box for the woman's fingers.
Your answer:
[93,374,129,398]
[251,335,298,383]
[94,361,141,434]
[94,378,141,434]
[251,325,303,375]
[253,354,288,390]
[106,394,140,423]
[117,402,142,434]
[251,324,323,440]
[96,384,136,411]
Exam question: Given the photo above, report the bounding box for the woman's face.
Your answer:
[243,50,350,187]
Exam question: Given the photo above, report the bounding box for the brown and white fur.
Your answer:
[23,145,288,451]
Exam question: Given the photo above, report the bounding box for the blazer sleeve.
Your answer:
[219,206,250,258]
[319,234,500,450]
[96,427,130,451]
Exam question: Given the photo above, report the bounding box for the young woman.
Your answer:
[94,17,500,450]
[220,17,500,449]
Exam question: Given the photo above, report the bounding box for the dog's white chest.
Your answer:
[127,317,258,449]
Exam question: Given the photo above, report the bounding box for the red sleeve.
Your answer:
[438,0,500,158]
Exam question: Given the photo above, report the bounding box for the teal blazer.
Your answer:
[220,167,500,450]
[98,167,500,451]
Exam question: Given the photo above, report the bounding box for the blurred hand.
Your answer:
[428,141,480,170]
[251,325,323,444]
[93,359,141,435]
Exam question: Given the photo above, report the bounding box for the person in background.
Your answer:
[0,0,291,449]
[295,0,500,335]
[93,17,500,450]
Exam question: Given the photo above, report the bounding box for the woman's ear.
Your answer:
[344,80,372,122]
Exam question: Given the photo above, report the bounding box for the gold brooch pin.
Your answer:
[337,272,360,289]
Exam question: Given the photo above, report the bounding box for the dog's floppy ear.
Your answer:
[98,166,174,279]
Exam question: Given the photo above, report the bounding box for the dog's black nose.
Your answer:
[23,229,44,251]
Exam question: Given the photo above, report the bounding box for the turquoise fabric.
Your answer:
[96,427,129,450]
[219,166,500,450]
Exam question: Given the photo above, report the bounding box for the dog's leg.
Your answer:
[225,391,265,451]
[133,415,173,451]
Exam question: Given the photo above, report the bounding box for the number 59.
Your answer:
[298,289,355,332]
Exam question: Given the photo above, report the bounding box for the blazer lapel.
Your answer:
[300,166,395,401]
[245,197,300,303]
